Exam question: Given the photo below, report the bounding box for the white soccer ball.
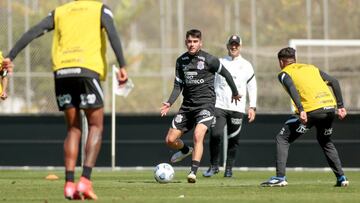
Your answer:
[154,163,175,183]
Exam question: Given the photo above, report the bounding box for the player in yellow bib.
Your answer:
[261,47,348,187]
[0,51,9,100]
[2,0,128,200]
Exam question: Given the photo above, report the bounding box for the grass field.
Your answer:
[0,169,359,202]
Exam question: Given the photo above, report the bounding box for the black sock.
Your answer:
[180,144,189,154]
[190,160,200,174]
[65,171,75,182]
[81,166,92,180]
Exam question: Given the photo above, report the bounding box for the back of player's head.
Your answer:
[278,47,296,60]
[186,29,202,39]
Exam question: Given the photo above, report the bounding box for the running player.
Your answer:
[160,29,241,183]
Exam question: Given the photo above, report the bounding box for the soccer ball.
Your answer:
[154,163,175,183]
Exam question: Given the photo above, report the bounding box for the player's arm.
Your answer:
[247,69,257,122]
[7,11,55,61]
[319,70,346,119]
[161,61,183,116]
[209,58,240,103]
[101,5,128,84]
[101,5,126,69]
[278,72,307,122]
[319,70,344,108]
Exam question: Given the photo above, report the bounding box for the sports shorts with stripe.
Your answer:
[54,77,104,111]
[171,106,215,132]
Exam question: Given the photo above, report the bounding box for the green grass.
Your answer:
[0,169,359,202]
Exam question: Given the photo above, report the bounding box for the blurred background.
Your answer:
[1,0,360,114]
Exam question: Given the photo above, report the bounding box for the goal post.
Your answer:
[289,39,360,49]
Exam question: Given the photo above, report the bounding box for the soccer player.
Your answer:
[2,0,128,199]
[0,51,9,100]
[261,47,349,187]
[203,35,257,178]
[160,29,241,183]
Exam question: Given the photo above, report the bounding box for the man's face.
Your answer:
[185,36,202,55]
[227,42,240,58]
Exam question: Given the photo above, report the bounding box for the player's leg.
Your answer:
[203,108,226,177]
[187,123,208,183]
[75,107,103,200]
[314,112,348,186]
[224,111,243,177]
[261,116,308,186]
[187,108,214,183]
[63,107,82,200]
[54,77,82,200]
[76,77,104,200]
[166,112,192,163]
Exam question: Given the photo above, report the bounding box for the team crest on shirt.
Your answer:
[175,114,183,123]
[197,61,204,70]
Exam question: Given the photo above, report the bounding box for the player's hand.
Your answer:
[0,91,7,100]
[231,94,241,105]
[117,67,128,87]
[248,108,256,123]
[2,58,14,75]
[160,102,171,117]
[337,108,347,120]
[299,111,307,124]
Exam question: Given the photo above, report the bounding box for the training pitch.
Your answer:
[0,169,359,202]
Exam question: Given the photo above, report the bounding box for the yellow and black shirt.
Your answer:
[278,63,343,113]
[7,0,125,81]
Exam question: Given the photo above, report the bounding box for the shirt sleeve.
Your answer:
[278,72,304,112]
[166,60,183,105]
[218,65,239,96]
[319,70,344,108]
[101,5,126,68]
[7,11,55,60]
[246,67,257,108]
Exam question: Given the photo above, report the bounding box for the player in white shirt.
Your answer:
[203,35,257,177]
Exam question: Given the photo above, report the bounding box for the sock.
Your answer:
[65,171,75,182]
[190,160,200,174]
[180,144,189,154]
[81,166,92,180]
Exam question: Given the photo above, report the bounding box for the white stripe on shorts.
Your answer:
[92,79,104,100]
[198,116,214,124]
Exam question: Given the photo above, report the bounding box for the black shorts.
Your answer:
[54,77,104,111]
[171,105,215,132]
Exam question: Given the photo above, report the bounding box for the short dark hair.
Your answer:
[186,29,202,39]
[278,47,296,60]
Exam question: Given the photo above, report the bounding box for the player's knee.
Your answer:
[165,135,176,145]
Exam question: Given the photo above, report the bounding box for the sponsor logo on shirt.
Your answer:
[56,68,82,76]
[184,71,205,84]
[181,56,189,60]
